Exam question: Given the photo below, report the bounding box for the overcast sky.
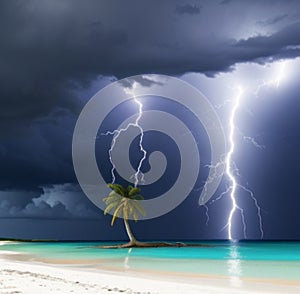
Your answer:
[1,0,300,240]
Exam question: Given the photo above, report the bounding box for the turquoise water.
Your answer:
[1,241,300,281]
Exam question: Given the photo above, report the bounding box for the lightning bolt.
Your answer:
[101,83,146,187]
[132,96,147,187]
[203,87,263,240]
[253,61,286,94]
[203,60,288,240]
[226,86,251,240]
[219,86,265,240]
[236,128,265,149]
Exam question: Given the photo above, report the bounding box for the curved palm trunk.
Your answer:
[124,218,137,244]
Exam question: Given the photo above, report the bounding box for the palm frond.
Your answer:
[123,205,129,220]
[127,185,134,192]
[130,199,146,217]
[103,193,122,205]
[103,197,118,205]
[104,183,146,226]
[104,201,120,215]
[133,211,139,222]
[128,187,141,196]
[130,194,144,200]
[107,184,124,196]
[111,202,124,226]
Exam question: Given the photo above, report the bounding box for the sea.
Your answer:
[1,241,300,282]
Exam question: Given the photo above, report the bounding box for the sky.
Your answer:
[1,0,300,240]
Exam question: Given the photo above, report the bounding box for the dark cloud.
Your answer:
[0,0,299,135]
[0,0,299,190]
[118,75,164,89]
[256,14,288,27]
[0,113,76,189]
[0,0,127,135]
[0,184,99,219]
[234,22,300,63]
[175,4,201,15]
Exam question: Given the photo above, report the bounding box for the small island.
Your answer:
[96,183,211,249]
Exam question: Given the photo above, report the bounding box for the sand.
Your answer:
[0,248,300,294]
[0,258,234,294]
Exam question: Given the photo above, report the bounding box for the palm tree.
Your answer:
[103,183,146,246]
[101,183,207,249]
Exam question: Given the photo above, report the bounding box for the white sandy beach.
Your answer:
[0,258,235,294]
[0,242,300,294]
[1,258,300,294]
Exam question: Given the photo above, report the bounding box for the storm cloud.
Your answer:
[1,0,300,239]
[0,183,99,219]
[1,0,300,189]
[1,0,300,132]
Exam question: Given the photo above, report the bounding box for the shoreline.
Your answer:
[1,258,299,293]
[0,256,238,294]
[1,244,300,293]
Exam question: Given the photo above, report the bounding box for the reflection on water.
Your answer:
[124,248,132,269]
[227,245,243,287]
